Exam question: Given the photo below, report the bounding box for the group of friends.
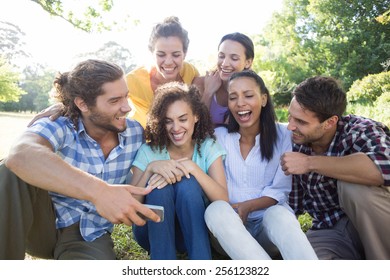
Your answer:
[1,16,389,260]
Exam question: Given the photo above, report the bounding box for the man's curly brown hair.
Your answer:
[145,82,215,157]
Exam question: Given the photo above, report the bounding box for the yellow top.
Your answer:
[126,62,199,128]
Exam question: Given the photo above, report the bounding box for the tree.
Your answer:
[254,0,389,104]
[30,0,136,32]
[0,21,30,67]
[18,64,57,112]
[1,63,57,112]
[306,0,389,87]
[347,71,390,104]
[76,41,137,73]
[0,21,29,103]
[0,58,26,102]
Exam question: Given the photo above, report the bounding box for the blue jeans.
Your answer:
[133,176,211,260]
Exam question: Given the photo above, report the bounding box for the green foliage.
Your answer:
[31,0,112,32]
[255,0,389,95]
[275,107,289,123]
[258,70,295,106]
[347,99,390,127]
[0,63,56,112]
[0,58,26,102]
[298,213,313,233]
[347,71,390,104]
[30,0,136,32]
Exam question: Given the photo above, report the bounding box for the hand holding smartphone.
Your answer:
[138,204,164,222]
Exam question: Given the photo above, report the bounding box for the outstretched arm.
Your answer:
[5,132,160,225]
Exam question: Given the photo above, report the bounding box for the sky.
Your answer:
[0,0,284,72]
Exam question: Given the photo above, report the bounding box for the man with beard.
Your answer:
[0,59,160,260]
[281,76,390,260]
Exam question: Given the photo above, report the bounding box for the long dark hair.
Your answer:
[227,70,277,161]
[218,32,254,61]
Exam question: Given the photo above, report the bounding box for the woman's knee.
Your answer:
[204,200,233,227]
[175,176,203,201]
[263,205,299,228]
[145,185,173,203]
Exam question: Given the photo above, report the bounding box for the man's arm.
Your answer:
[5,132,160,225]
[281,152,384,186]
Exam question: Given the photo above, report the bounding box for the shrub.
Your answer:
[298,213,313,233]
[275,107,289,123]
[347,71,390,104]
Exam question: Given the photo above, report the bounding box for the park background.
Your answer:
[0,0,389,259]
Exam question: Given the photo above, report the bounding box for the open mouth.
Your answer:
[221,68,233,74]
[292,131,304,140]
[220,68,234,77]
[237,110,251,121]
[162,66,176,74]
[171,131,185,141]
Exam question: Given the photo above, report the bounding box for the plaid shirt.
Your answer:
[289,115,390,229]
[28,117,144,241]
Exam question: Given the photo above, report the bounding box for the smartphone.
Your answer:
[138,204,164,222]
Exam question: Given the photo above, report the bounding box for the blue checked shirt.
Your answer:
[289,115,390,229]
[27,116,145,241]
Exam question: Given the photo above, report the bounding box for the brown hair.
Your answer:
[53,59,124,127]
[145,82,215,156]
[293,76,347,122]
[148,16,190,54]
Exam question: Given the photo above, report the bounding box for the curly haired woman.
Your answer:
[130,81,228,260]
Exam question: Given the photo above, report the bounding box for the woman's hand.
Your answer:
[28,103,65,127]
[146,159,190,188]
[231,201,252,224]
[204,70,222,97]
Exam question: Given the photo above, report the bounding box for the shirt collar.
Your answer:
[233,132,261,146]
[76,118,132,148]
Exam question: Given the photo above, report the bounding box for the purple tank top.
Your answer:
[210,94,228,125]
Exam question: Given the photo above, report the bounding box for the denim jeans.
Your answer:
[133,176,211,260]
[205,200,318,260]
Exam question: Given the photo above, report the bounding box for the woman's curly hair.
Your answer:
[145,82,215,156]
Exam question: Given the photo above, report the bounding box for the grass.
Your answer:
[112,224,149,260]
